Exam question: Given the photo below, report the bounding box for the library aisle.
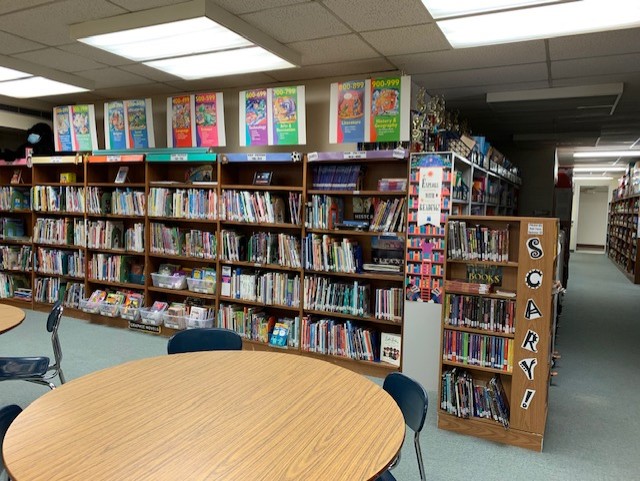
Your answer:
[1,253,638,480]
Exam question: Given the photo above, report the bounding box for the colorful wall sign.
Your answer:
[54,104,98,152]
[167,93,226,148]
[417,167,443,227]
[105,99,155,149]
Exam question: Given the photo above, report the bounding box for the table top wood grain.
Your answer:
[4,351,405,481]
[0,304,25,334]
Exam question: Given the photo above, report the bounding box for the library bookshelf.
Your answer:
[437,216,558,451]
[607,193,639,283]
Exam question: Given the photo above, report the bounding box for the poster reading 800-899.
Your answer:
[329,75,411,144]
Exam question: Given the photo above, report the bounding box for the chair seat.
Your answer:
[376,470,397,481]
[0,357,50,379]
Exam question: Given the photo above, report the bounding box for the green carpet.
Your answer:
[1,253,638,480]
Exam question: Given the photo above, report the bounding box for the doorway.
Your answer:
[576,185,609,252]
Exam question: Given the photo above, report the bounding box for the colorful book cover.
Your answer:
[126,98,155,149]
[380,332,401,366]
[69,104,98,151]
[270,85,306,145]
[194,92,226,147]
[331,80,367,143]
[105,101,126,150]
[369,76,411,143]
[239,88,269,146]
[53,106,73,152]
[167,95,192,148]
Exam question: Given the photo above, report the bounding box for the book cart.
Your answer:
[607,193,640,283]
[438,216,558,451]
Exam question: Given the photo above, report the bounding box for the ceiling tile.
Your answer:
[74,67,150,88]
[13,48,105,73]
[551,53,640,80]
[412,63,548,89]
[361,24,449,56]
[549,28,640,60]
[57,43,134,67]
[107,0,186,11]
[165,73,279,92]
[0,0,54,15]
[287,34,378,65]
[240,2,350,43]
[268,58,396,82]
[119,64,180,82]
[0,0,126,46]
[211,0,309,15]
[322,0,432,31]
[0,31,44,55]
[390,41,547,74]
[428,81,550,101]
[96,83,177,99]
[42,91,107,105]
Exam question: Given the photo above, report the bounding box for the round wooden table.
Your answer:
[4,351,405,481]
[0,304,26,334]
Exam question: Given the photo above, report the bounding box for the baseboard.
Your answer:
[576,244,604,250]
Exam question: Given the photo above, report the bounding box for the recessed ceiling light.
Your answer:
[0,76,88,98]
[573,150,640,158]
[438,0,640,48]
[573,176,614,180]
[144,46,294,80]
[422,0,559,19]
[573,166,627,172]
[78,17,252,62]
[0,66,31,82]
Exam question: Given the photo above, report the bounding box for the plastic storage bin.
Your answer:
[139,308,165,326]
[99,302,121,317]
[186,316,215,329]
[120,306,140,321]
[163,313,188,330]
[151,273,187,290]
[79,298,101,314]
[187,278,216,294]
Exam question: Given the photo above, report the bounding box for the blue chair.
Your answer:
[0,301,65,390]
[377,372,428,481]
[0,404,22,479]
[167,328,243,354]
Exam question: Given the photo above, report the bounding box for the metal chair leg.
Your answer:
[414,432,425,481]
[58,369,66,385]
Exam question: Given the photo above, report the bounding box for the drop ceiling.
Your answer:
[0,0,640,150]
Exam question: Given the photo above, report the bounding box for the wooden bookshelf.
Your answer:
[606,193,639,283]
[438,216,558,451]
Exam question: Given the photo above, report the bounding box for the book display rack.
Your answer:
[607,193,640,283]
[438,216,558,451]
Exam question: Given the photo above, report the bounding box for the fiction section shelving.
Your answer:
[438,216,558,451]
[607,193,639,283]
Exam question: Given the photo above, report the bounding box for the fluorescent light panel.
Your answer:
[573,176,614,180]
[573,166,627,172]
[0,76,88,98]
[422,0,559,19]
[574,151,640,158]
[79,17,252,62]
[438,0,640,48]
[145,46,294,80]
[0,66,31,82]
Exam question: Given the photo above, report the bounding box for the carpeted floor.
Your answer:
[1,252,639,480]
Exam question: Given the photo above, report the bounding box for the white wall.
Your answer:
[576,187,609,246]
[570,178,619,250]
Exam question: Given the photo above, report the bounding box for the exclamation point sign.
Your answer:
[521,389,536,410]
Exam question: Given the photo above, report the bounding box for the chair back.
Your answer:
[47,301,64,370]
[383,372,428,433]
[0,404,22,471]
[167,328,243,354]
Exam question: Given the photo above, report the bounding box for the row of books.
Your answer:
[311,165,364,190]
[300,317,378,362]
[63,282,85,309]
[440,369,510,428]
[32,186,85,213]
[1,218,26,239]
[220,267,300,307]
[148,188,218,219]
[369,198,406,233]
[0,273,30,299]
[374,288,403,323]
[87,221,144,253]
[442,329,514,372]
[34,217,85,246]
[0,245,32,271]
[87,187,145,216]
[444,279,491,295]
[88,254,132,283]
[0,187,30,211]
[217,304,299,348]
[303,276,369,317]
[444,294,516,333]
[34,247,84,277]
[447,221,510,262]
[220,190,301,225]
[150,223,216,259]
[302,233,362,273]
[305,195,344,230]
[34,276,64,304]
[220,230,301,268]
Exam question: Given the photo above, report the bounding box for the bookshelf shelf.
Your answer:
[0,238,32,245]
[36,182,84,187]
[306,228,405,237]
[218,296,300,312]
[303,308,400,326]
[148,253,216,264]
[220,260,302,273]
[306,189,406,197]
[33,211,85,217]
[439,216,558,452]
[34,273,84,281]
[0,209,31,214]
[221,220,300,229]
[149,182,218,189]
[147,216,218,224]
[87,279,145,290]
[86,213,145,220]
[148,286,217,301]
[306,269,403,282]
[223,184,303,192]
[88,247,145,256]
[34,243,85,250]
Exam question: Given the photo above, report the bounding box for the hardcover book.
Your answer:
[380,332,401,367]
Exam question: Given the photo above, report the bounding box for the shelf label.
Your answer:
[106,155,121,162]
[527,223,543,235]
[247,153,267,161]
[393,147,406,159]
[344,151,366,159]
[170,153,188,161]
[51,156,62,163]
[519,358,538,381]
[307,151,319,161]
[128,321,161,334]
